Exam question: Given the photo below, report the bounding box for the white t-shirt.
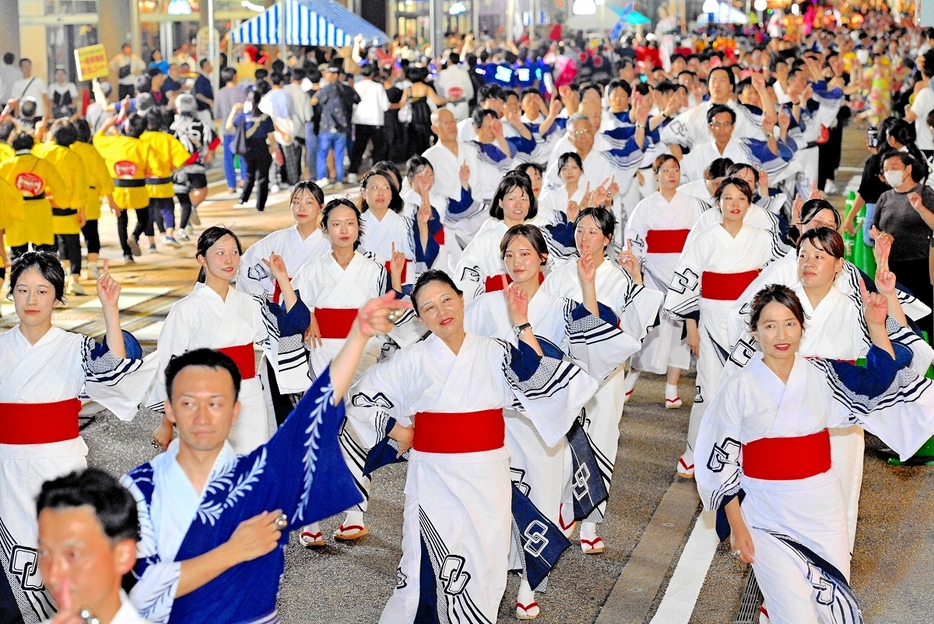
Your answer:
[912,87,934,151]
[11,76,48,117]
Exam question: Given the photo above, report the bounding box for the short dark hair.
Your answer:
[747,284,806,332]
[489,170,538,221]
[361,170,404,214]
[269,72,285,86]
[500,223,548,263]
[165,348,242,402]
[19,57,30,67]
[471,107,498,129]
[518,161,544,181]
[289,180,325,210]
[134,74,152,95]
[2,53,14,65]
[321,198,364,249]
[557,151,583,174]
[37,468,140,542]
[405,155,433,181]
[574,207,616,248]
[713,177,753,204]
[50,120,78,147]
[448,52,460,65]
[195,226,243,282]
[411,269,462,316]
[73,117,92,143]
[122,113,148,138]
[606,79,630,96]
[200,58,210,69]
[705,157,735,180]
[653,154,679,174]
[797,226,844,259]
[708,66,735,88]
[9,251,66,303]
[11,131,34,151]
[707,103,736,124]
[220,67,237,84]
[371,161,403,188]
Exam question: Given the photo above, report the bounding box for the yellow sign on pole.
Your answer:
[74,44,109,82]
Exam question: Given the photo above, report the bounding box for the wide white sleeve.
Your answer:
[663,235,707,321]
[345,353,413,448]
[694,375,745,513]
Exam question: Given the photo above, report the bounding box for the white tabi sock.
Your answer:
[665,383,679,400]
[624,370,641,394]
[580,521,599,541]
[342,509,365,528]
[517,576,535,605]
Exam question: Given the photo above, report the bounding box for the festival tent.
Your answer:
[231,0,389,47]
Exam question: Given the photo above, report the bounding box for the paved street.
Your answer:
[5,124,934,622]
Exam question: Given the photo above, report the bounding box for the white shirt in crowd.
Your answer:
[11,75,48,117]
[352,77,390,127]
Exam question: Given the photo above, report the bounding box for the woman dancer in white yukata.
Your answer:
[236,181,332,425]
[454,170,552,302]
[664,177,785,479]
[151,226,310,455]
[464,223,640,619]
[696,284,934,624]
[624,154,708,408]
[1,252,143,623]
[359,169,416,287]
[542,207,664,553]
[290,198,421,546]
[346,270,598,624]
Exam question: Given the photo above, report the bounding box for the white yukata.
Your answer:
[0,326,143,624]
[536,185,586,261]
[146,284,309,454]
[725,259,934,554]
[454,218,556,303]
[361,208,416,287]
[660,100,764,153]
[421,141,488,243]
[664,223,784,471]
[400,187,469,278]
[543,258,664,523]
[687,204,790,270]
[291,251,423,513]
[626,191,709,374]
[346,333,597,624]
[696,332,934,624]
[464,289,640,537]
[680,136,794,186]
[236,225,331,396]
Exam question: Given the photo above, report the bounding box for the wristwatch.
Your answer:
[513,322,532,337]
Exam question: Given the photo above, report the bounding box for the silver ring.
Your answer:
[276,514,288,530]
[388,311,399,323]
[730,549,742,558]
[151,439,161,450]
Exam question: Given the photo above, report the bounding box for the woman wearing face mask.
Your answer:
[290,198,418,547]
[401,156,473,277]
[345,269,597,624]
[696,284,934,624]
[872,151,934,342]
[237,181,333,425]
[625,155,708,409]
[664,177,784,479]
[454,170,550,302]
[1,252,144,624]
[542,207,664,553]
[149,226,310,454]
[464,224,639,619]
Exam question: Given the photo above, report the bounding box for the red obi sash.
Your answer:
[413,409,505,453]
[218,344,257,380]
[742,429,831,480]
[484,273,545,293]
[701,269,761,301]
[0,399,80,444]
[315,308,357,339]
[646,229,691,254]
[271,276,291,305]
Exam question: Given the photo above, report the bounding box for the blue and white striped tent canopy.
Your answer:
[232,0,389,47]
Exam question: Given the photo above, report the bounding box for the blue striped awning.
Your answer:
[232,0,388,47]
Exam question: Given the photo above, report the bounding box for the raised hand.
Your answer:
[96,259,121,308]
[577,251,597,283]
[908,191,925,214]
[417,200,432,226]
[262,252,288,283]
[567,199,581,223]
[491,118,504,137]
[503,278,530,326]
[459,162,471,187]
[791,193,804,225]
[356,291,413,337]
[580,181,593,208]
[617,243,643,285]
[389,242,407,277]
[809,180,822,200]
[591,177,611,206]
[548,96,563,118]
[863,290,889,327]
[778,108,791,132]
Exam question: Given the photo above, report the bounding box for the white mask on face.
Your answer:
[884,169,904,188]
